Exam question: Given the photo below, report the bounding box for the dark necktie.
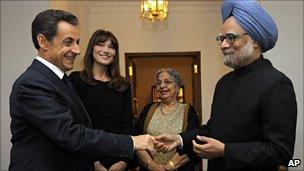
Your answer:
[62,74,77,94]
[62,74,92,125]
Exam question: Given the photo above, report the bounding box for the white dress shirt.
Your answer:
[35,56,65,79]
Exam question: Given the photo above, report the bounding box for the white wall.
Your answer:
[1,1,303,171]
[1,1,51,170]
[262,1,303,171]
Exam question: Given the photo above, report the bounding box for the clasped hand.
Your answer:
[133,134,225,159]
[192,135,225,159]
[153,134,225,159]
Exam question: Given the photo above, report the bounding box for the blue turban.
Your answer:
[221,0,278,52]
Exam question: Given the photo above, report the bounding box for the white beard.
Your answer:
[223,42,254,69]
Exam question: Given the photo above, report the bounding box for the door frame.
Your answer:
[125,51,202,122]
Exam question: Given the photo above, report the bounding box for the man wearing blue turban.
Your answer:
[155,1,297,171]
[221,0,278,53]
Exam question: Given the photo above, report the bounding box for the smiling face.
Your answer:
[44,21,80,71]
[92,39,116,66]
[219,17,256,69]
[156,71,179,102]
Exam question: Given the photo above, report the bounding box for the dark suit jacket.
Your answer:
[9,59,133,171]
[180,58,297,171]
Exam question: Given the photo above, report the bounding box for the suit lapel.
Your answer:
[30,60,92,126]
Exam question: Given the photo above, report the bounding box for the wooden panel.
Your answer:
[125,52,201,122]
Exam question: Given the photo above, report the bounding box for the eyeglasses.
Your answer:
[156,79,173,88]
[216,33,248,45]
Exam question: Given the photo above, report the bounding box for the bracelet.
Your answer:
[146,159,152,168]
[168,160,175,169]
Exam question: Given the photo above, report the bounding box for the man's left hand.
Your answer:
[108,161,127,171]
[192,136,225,159]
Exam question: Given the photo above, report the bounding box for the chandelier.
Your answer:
[140,0,169,22]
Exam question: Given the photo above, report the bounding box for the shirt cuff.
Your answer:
[178,134,183,148]
[130,136,135,152]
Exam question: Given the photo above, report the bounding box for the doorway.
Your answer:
[125,52,202,122]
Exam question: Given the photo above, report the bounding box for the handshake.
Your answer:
[132,133,225,159]
[132,134,182,155]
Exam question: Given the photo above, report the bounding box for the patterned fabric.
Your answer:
[147,103,187,164]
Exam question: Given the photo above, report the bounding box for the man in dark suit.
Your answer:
[9,9,155,171]
[155,1,297,171]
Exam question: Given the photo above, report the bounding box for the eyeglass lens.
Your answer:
[216,33,247,45]
[156,79,173,87]
[216,33,238,45]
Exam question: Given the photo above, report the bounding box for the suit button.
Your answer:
[215,123,221,128]
[224,101,230,106]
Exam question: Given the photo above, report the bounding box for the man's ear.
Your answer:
[37,34,48,50]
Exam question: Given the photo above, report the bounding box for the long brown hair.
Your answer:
[80,29,129,92]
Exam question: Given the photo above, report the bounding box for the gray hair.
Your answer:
[156,68,183,87]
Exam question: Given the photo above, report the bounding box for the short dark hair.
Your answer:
[31,9,78,49]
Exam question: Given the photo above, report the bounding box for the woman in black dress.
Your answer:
[70,29,135,171]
